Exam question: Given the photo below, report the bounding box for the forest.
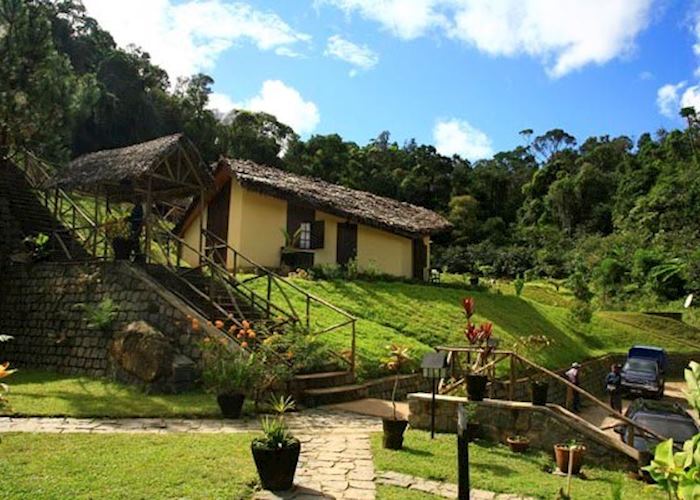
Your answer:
[2,0,699,315]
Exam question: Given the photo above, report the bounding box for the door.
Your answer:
[206,180,231,265]
[336,222,357,266]
[412,238,428,280]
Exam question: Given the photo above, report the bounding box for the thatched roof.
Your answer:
[45,134,212,202]
[202,158,451,237]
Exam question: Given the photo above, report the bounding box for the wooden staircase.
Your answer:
[293,370,369,407]
[1,159,89,260]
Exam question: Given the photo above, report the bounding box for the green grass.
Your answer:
[377,484,442,499]
[371,430,663,500]
[250,276,700,379]
[0,433,258,499]
[2,370,220,418]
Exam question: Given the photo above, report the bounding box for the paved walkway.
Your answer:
[377,471,534,500]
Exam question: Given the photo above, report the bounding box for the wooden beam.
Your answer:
[144,176,153,264]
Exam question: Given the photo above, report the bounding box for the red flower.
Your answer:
[462,297,475,318]
[465,322,479,344]
[479,322,493,341]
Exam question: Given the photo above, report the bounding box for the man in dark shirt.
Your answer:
[605,363,623,412]
[128,202,144,261]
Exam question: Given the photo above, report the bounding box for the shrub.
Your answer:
[513,277,525,297]
[309,263,344,280]
[82,298,117,330]
[199,338,262,396]
[262,328,342,374]
[569,300,593,323]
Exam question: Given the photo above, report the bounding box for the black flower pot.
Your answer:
[252,440,301,491]
[382,418,409,449]
[112,237,131,260]
[466,374,488,401]
[217,392,245,419]
[531,382,549,406]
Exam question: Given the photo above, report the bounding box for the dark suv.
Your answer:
[615,399,699,453]
[621,346,666,398]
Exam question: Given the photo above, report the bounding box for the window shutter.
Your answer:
[310,220,325,249]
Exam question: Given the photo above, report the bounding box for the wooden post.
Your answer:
[144,176,153,264]
[457,404,470,500]
[92,194,99,257]
[198,188,205,264]
[509,353,515,401]
[266,274,272,318]
[350,320,356,376]
[306,296,311,330]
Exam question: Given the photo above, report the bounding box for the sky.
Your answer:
[82,0,700,161]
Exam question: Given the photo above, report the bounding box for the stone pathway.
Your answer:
[255,433,375,500]
[376,471,534,500]
[0,409,382,434]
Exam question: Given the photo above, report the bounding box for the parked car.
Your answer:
[621,345,667,398]
[615,398,699,453]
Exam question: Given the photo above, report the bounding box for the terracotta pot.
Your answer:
[382,419,409,449]
[507,436,530,453]
[252,440,301,491]
[216,392,245,419]
[466,374,488,401]
[554,444,586,474]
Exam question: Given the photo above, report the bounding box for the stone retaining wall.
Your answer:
[0,261,223,391]
[408,393,636,467]
[365,373,432,400]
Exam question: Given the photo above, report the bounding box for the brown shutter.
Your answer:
[310,220,325,249]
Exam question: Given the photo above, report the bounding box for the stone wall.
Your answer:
[408,393,637,467]
[365,373,432,400]
[0,260,225,392]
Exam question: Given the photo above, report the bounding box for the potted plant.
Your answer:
[507,435,530,453]
[200,337,260,418]
[554,440,586,475]
[252,395,300,491]
[462,297,495,401]
[381,343,412,449]
[513,335,553,405]
[105,216,131,260]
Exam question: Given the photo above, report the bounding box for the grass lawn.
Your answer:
[253,276,700,379]
[0,433,258,499]
[2,370,221,418]
[371,430,664,499]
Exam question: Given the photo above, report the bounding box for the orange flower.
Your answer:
[214,320,224,329]
[247,330,256,339]
[241,341,249,349]
[242,320,251,329]
[228,325,236,334]
[237,332,244,339]
[191,319,201,332]
[0,362,17,379]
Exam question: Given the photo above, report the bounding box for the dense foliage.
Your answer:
[3,0,699,308]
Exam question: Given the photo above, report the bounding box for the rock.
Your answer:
[109,321,174,383]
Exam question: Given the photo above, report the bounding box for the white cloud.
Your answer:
[238,80,320,135]
[433,118,493,161]
[325,35,379,75]
[321,0,653,77]
[657,82,686,118]
[208,93,237,115]
[681,85,700,113]
[82,0,309,80]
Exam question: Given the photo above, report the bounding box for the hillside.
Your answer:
[256,277,700,379]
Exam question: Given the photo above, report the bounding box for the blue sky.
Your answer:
[84,0,700,160]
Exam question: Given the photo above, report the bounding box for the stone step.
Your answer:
[301,383,369,407]
[293,371,355,391]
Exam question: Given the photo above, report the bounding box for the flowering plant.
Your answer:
[381,344,412,420]
[199,336,262,396]
[462,297,495,372]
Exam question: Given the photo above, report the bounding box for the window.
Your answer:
[298,222,312,249]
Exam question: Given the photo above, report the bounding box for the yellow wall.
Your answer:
[357,225,413,278]
[181,208,206,267]
[235,184,287,269]
[181,180,431,279]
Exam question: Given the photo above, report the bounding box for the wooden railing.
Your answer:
[13,151,110,260]
[436,346,679,451]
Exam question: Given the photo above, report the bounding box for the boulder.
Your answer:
[109,321,174,383]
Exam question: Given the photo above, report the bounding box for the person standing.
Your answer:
[605,363,623,413]
[128,201,144,262]
[565,362,582,413]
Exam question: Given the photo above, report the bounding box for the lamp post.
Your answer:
[421,351,448,439]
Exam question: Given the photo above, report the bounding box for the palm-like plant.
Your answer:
[381,344,412,420]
